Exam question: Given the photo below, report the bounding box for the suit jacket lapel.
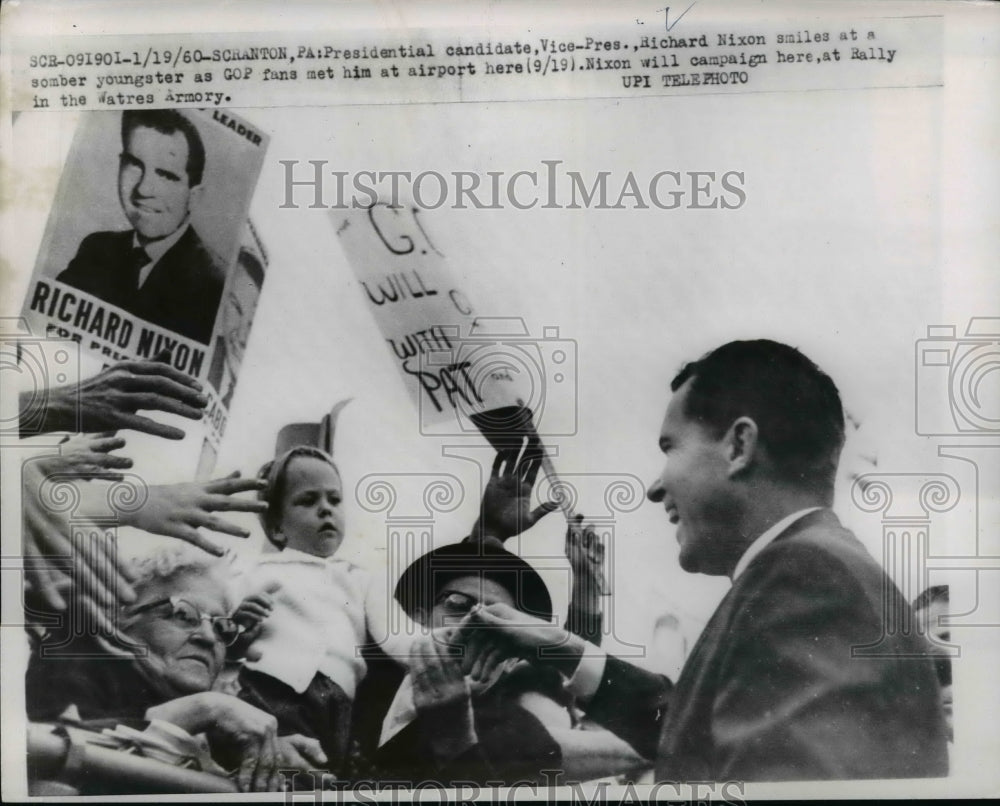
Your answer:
[655,508,839,776]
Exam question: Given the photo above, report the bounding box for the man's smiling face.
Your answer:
[118,125,198,243]
[646,378,739,576]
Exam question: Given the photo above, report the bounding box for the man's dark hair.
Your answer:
[671,339,845,494]
[913,584,949,613]
[121,109,206,186]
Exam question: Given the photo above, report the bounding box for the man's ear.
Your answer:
[413,606,429,626]
[187,182,205,210]
[724,416,759,477]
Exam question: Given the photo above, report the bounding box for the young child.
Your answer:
[231,445,411,775]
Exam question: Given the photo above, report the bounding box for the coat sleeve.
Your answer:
[579,655,672,761]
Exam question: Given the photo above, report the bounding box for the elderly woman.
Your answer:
[26,544,325,793]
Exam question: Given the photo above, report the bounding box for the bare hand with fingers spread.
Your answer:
[471,441,559,543]
[119,475,267,556]
[21,358,208,440]
[21,456,136,626]
[34,434,134,482]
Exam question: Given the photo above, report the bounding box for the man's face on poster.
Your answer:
[222,260,261,367]
[118,125,201,243]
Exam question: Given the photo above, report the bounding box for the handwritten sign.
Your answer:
[334,203,527,431]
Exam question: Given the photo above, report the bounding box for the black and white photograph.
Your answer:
[1,0,997,801]
[20,106,268,352]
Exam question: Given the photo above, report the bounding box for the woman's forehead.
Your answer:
[135,571,232,614]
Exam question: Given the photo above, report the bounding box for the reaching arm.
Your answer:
[20,358,207,440]
[459,602,672,761]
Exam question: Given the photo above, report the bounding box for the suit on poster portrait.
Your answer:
[56,109,226,344]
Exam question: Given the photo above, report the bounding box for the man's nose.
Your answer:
[647,476,666,503]
[134,169,156,197]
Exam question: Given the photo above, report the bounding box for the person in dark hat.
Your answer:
[342,440,644,784]
[362,507,646,784]
[370,540,569,785]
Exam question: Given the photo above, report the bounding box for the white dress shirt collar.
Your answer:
[132,220,191,287]
[731,507,823,582]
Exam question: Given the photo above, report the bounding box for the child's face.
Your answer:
[276,456,345,558]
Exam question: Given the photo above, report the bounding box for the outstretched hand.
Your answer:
[34,434,133,482]
[21,457,137,646]
[471,440,559,543]
[119,475,267,556]
[22,358,208,440]
[458,602,585,678]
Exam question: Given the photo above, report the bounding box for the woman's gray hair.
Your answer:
[126,544,241,609]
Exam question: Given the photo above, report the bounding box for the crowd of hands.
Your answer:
[20,357,608,791]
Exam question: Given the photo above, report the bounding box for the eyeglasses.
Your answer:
[434,590,480,616]
[125,597,244,647]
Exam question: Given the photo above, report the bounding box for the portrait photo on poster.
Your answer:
[20,108,268,363]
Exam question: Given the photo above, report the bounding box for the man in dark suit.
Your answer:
[57,109,225,344]
[465,340,949,781]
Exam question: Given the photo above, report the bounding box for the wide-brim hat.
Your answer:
[395,540,553,622]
